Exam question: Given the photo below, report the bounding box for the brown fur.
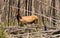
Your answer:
[19,15,38,24]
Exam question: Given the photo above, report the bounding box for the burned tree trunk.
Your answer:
[17,0,21,26]
[41,0,47,31]
[28,0,32,16]
[52,0,56,26]
[8,0,11,26]
[25,0,27,16]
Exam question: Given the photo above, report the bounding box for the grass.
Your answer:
[0,30,5,38]
[0,17,45,38]
[0,23,5,38]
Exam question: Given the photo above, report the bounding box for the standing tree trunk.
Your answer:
[25,0,27,16]
[52,0,56,26]
[18,0,20,26]
[28,0,32,16]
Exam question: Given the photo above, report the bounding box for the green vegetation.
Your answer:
[0,24,5,38]
[18,22,24,27]
[0,30,5,38]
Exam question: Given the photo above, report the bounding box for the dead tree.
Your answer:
[28,0,32,16]
[41,0,47,31]
[52,0,56,27]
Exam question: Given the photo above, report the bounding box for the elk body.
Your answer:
[16,15,38,24]
[19,15,38,24]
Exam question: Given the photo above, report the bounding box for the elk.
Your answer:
[16,0,38,25]
[16,13,38,25]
